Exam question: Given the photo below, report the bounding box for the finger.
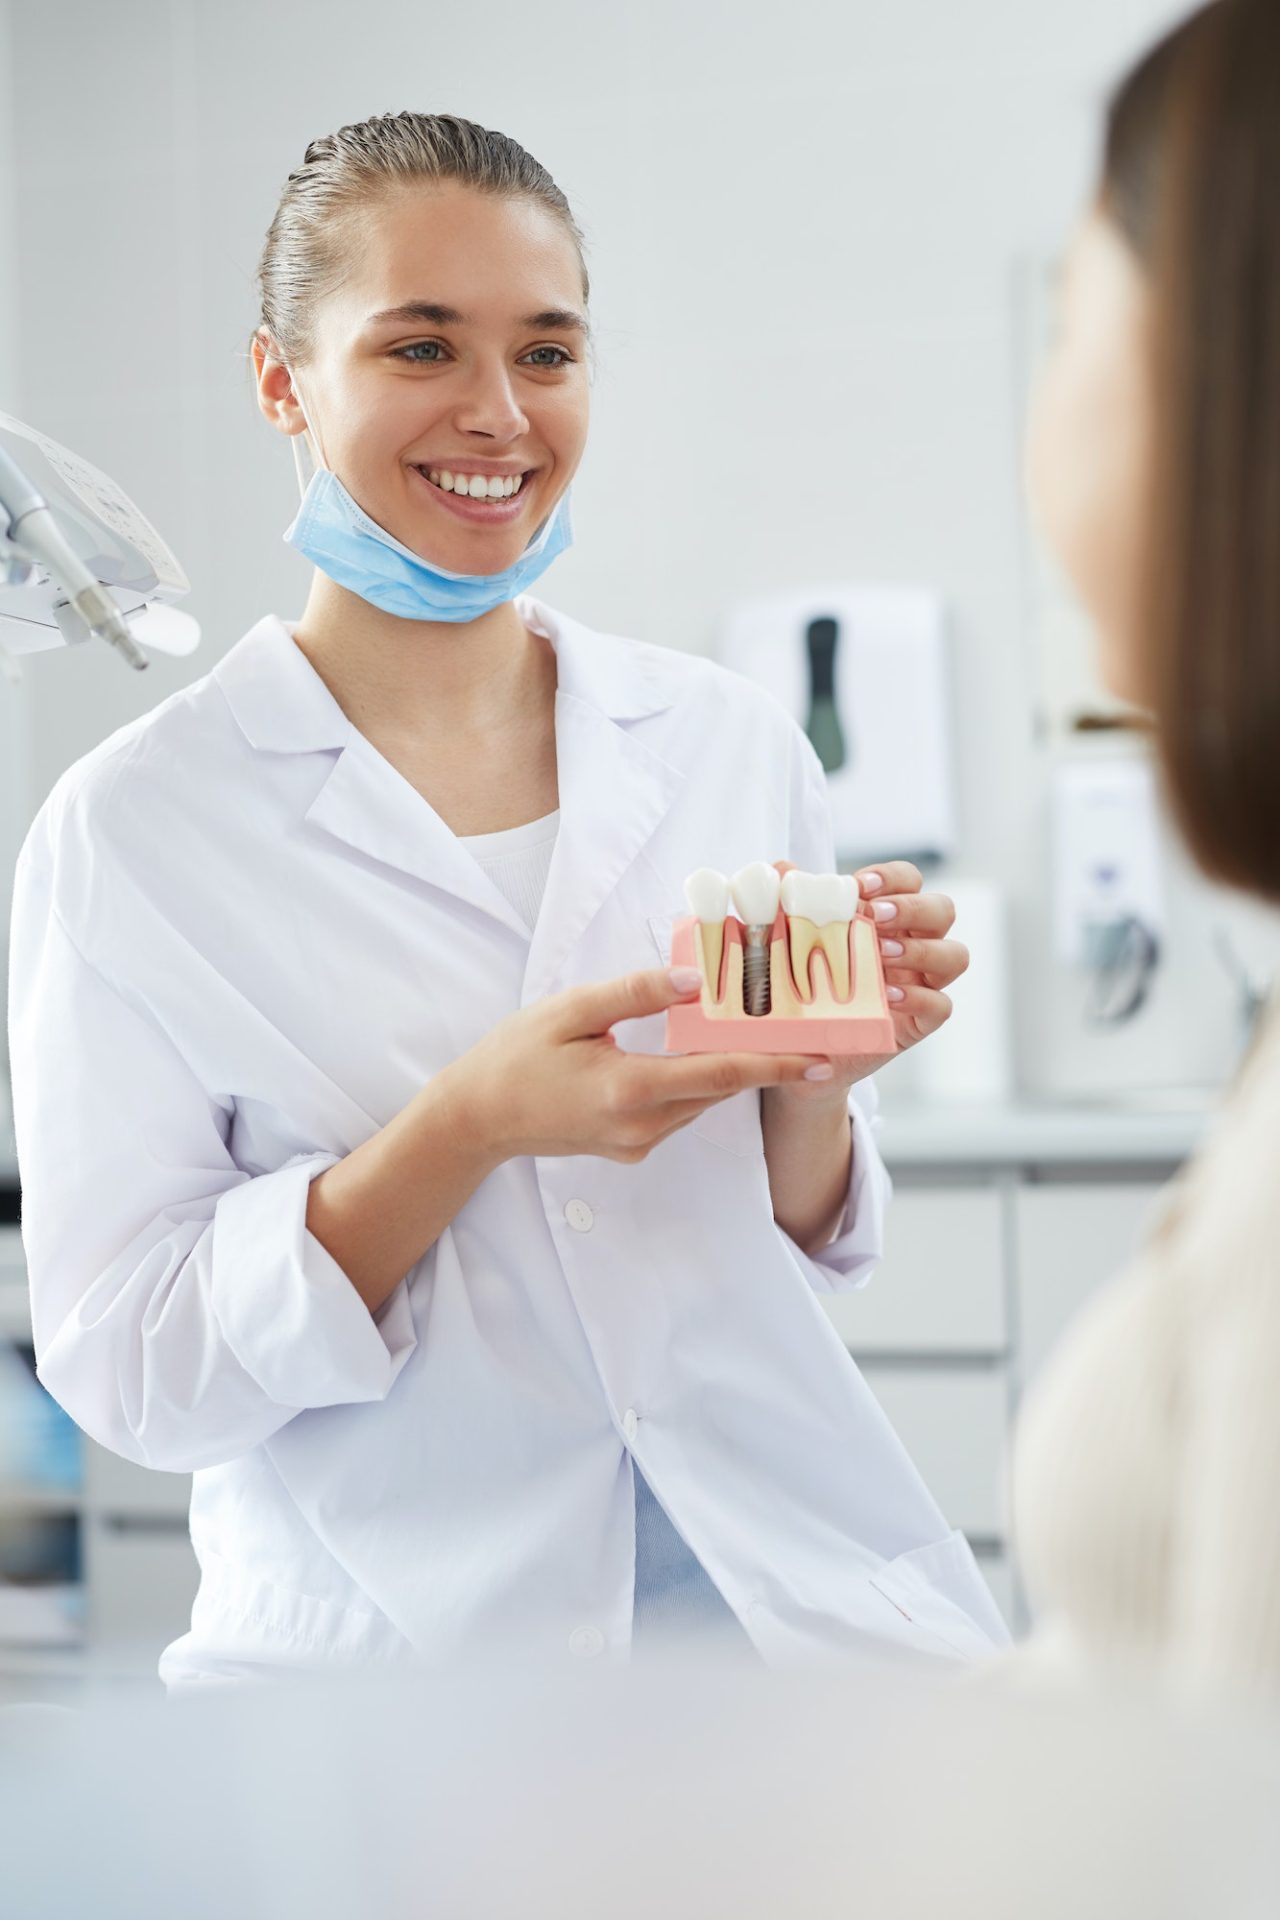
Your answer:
[635,1050,825,1107]
[876,935,970,987]
[866,889,956,940]
[884,984,954,1044]
[553,966,705,1039]
[857,861,922,899]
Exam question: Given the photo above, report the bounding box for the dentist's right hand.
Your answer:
[445,966,829,1166]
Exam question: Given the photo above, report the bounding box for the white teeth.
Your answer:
[779,870,856,925]
[683,868,730,921]
[782,870,858,1001]
[730,862,782,928]
[424,469,524,499]
[683,869,730,1000]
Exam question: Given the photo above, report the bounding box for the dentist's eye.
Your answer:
[392,340,447,364]
[522,346,573,369]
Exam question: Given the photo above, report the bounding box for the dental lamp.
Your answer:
[0,410,198,675]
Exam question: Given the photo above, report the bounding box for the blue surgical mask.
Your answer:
[281,374,573,624]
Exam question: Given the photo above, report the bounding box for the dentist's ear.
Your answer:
[252,331,308,439]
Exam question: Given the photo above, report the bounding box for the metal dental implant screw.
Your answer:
[730,862,783,1017]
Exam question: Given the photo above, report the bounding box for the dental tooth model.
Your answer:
[683,867,732,1001]
[780,869,858,1002]
[729,862,782,1017]
[664,864,896,1057]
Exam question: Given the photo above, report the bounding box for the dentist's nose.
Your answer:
[453,358,529,441]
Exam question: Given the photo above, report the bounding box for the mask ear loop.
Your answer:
[287,368,325,501]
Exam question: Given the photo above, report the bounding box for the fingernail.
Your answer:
[803,1062,834,1080]
[880,938,904,957]
[860,872,884,895]
[887,986,906,1003]
[872,900,898,922]
[668,966,702,992]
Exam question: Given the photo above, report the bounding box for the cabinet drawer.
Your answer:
[84,1519,199,1649]
[822,1187,1006,1356]
[84,1440,191,1521]
[858,1362,1009,1538]
[1014,1183,1169,1387]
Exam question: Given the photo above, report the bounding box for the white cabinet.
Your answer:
[84,1519,200,1650]
[84,1440,191,1521]
[857,1362,1009,1538]
[822,1187,1007,1356]
[1014,1183,1168,1388]
[816,1114,1196,1641]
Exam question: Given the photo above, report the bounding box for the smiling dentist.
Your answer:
[7,112,1006,1687]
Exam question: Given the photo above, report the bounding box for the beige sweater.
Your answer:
[1011,996,1280,1701]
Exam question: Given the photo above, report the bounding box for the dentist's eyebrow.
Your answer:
[367,301,588,333]
[521,308,589,334]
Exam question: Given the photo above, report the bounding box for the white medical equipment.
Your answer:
[720,586,957,869]
[0,410,198,674]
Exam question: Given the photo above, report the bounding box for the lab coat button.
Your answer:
[564,1199,594,1233]
[622,1408,639,1443]
[569,1625,605,1659]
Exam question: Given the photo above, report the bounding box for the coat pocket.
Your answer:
[868,1527,1010,1659]
[646,913,761,1159]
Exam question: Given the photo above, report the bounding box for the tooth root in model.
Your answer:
[780,870,858,1002]
[729,862,782,1016]
[681,868,730,1001]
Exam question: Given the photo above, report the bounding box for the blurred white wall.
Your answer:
[4,0,1255,1100]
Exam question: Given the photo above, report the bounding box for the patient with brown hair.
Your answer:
[1013,0,1280,1700]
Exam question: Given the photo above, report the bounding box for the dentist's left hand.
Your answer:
[765,858,969,1107]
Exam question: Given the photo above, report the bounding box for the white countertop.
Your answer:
[877,1095,1213,1167]
[0,1092,1215,1187]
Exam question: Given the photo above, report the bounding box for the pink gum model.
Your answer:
[665,905,897,1055]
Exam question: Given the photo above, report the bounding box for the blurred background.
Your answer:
[1,0,1277,1700]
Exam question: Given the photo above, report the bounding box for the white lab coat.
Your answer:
[7,597,1009,1685]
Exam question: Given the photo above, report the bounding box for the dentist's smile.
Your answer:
[409,461,537,525]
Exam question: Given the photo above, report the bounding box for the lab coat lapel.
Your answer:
[215,607,684,973]
[214,616,533,943]
[521,610,687,1006]
[304,741,533,943]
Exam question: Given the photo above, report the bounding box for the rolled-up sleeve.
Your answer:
[7,822,416,1475]
[777,720,894,1295]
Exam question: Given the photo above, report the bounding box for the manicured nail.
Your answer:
[668,966,702,992]
[804,1062,834,1080]
[880,938,905,957]
[860,872,884,895]
[887,986,906,1003]
[872,900,898,922]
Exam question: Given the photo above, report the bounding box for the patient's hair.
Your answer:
[256,111,589,365]
[1101,0,1280,903]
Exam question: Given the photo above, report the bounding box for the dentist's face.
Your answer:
[288,183,590,575]
[1026,207,1154,707]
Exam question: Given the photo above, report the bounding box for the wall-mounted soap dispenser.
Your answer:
[721,585,957,868]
